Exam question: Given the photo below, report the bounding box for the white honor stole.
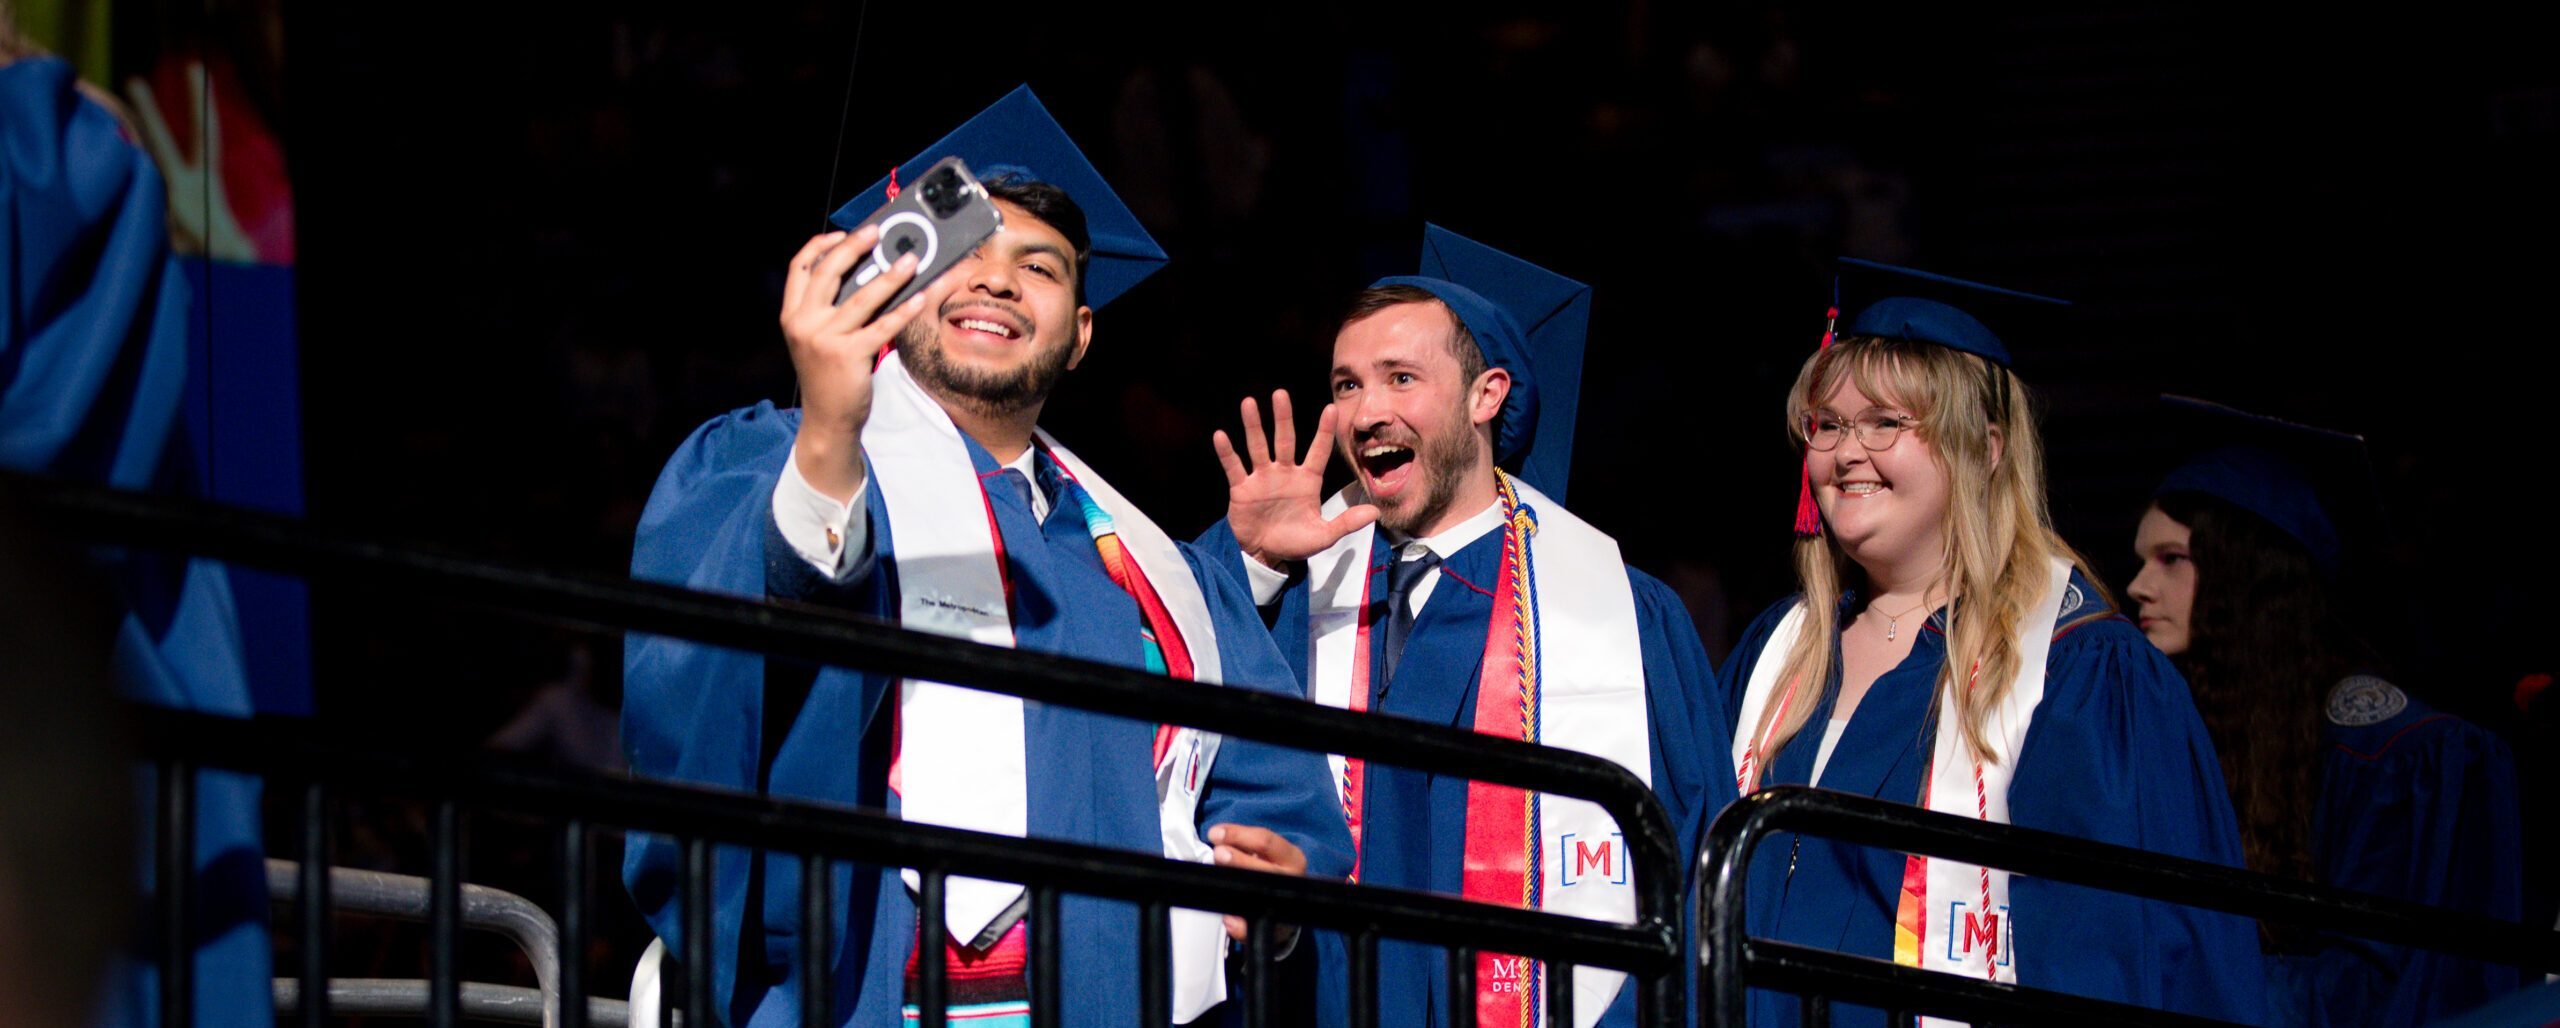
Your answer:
[863,350,1233,1021]
[1730,557,2074,1017]
[1302,480,1651,1028]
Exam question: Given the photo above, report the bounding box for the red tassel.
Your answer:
[884,166,902,200]
[1793,459,1823,536]
[1792,305,1841,536]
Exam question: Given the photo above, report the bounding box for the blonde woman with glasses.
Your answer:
[1718,261,2263,1027]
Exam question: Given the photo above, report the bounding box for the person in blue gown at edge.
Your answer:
[621,87,1351,1028]
[2127,397,2526,1026]
[1,25,271,1027]
[1717,260,2265,1027]
[1194,225,1733,1028]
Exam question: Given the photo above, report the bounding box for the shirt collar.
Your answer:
[1386,497,1507,562]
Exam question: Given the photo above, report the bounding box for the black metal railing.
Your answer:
[10,470,1687,1027]
[1700,787,2560,1027]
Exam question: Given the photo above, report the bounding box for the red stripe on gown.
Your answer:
[1339,563,1381,880]
[1460,522,1537,1028]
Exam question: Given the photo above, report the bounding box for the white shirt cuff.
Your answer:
[1238,550,1293,607]
[773,450,870,578]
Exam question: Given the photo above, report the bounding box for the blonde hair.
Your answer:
[1753,335,2102,765]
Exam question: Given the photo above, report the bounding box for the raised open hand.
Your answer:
[1212,390,1380,569]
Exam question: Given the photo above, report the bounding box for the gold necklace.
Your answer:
[1867,595,1934,643]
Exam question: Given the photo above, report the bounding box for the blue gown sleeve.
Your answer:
[1592,568,1730,1028]
[624,401,899,1021]
[1627,567,1735,860]
[2283,706,2527,1026]
[2007,617,2267,1025]
[3,57,272,1027]
[1178,539,1355,882]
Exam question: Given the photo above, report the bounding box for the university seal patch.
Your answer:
[2326,674,2407,727]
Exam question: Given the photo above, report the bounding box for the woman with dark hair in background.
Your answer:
[2129,398,2526,1027]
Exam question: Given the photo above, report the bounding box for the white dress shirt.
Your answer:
[1239,497,1508,615]
[773,444,1047,577]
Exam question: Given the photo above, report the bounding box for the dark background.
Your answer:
[278,2,2559,738]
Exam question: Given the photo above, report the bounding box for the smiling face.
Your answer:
[2128,504,2198,655]
[898,198,1094,417]
[1329,300,1506,537]
[1806,376,1952,573]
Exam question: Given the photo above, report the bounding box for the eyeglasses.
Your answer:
[1799,407,1921,452]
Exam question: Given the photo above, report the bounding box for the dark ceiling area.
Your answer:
[275,4,2557,740]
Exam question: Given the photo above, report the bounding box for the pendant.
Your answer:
[1886,617,1899,642]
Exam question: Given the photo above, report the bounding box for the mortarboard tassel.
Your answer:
[1794,306,1841,537]
[1794,462,1823,535]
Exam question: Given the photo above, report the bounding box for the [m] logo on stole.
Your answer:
[1557,831,1628,887]
[1944,901,2013,966]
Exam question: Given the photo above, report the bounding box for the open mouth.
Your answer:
[1356,442,1417,496]
[1836,480,1886,498]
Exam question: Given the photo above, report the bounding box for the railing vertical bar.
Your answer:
[916,870,949,1028]
[1705,863,1747,1028]
[430,799,460,1028]
[1801,993,1831,1028]
[1139,901,1170,1027]
[1450,948,1477,1028]
[1243,916,1273,1028]
[157,761,192,1028]
[1546,961,1574,1027]
[683,837,713,1028]
[1029,887,1061,1028]
[1348,928,1379,1028]
[558,819,588,1028]
[802,854,831,1028]
[298,780,329,1028]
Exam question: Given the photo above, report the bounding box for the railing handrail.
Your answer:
[18,465,1694,1021]
[1700,786,2560,1026]
[265,859,562,1016]
[138,702,1676,975]
[5,470,1681,969]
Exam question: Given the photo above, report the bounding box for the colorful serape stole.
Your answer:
[902,919,1031,1027]
[1045,448,1199,767]
[1459,471,1546,1028]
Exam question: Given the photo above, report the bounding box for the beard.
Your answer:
[898,307,1076,419]
[1373,407,1483,537]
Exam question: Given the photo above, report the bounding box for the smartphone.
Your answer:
[833,156,1004,322]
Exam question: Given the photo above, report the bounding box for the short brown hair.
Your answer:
[1340,285,1487,385]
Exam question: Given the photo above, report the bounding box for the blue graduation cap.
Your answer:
[2152,395,2382,577]
[1793,258,2073,534]
[1372,224,1594,501]
[1834,257,2072,369]
[827,85,1168,309]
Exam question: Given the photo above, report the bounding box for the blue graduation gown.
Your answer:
[623,403,1351,1028]
[2,56,270,1027]
[1195,518,1733,1028]
[2266,681,2526,1026]
[1716,574,2265,1027]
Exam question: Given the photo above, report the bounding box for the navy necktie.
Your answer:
[992,467,1038,520]
[1379,548,1441,697]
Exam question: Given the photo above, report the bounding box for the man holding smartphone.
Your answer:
[622,87,1349,1027]
[1199,226,1730,1028]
